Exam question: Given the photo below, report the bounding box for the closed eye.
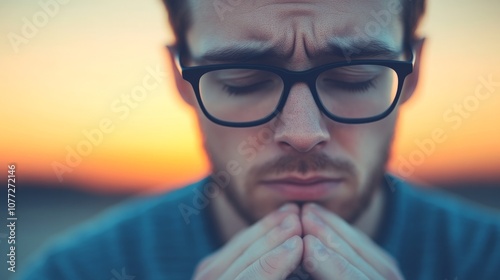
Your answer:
[322,79,376,93]
[222,80,274,96]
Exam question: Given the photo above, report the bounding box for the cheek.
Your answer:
[357,116,397,185]
[330,114,396,176]
[199,117,259,175]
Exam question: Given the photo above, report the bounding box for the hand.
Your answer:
[300,204,404,280]
[193,204,303,280]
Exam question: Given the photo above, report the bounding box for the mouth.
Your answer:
[259,176,344,201]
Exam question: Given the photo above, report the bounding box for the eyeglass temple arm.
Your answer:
[408,37,425,67]
[166,44,183,74]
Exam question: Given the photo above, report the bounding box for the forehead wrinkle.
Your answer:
[251,2,320,19]
[188,0,405,65]
[250,0,352,14]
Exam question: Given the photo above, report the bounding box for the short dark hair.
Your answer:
[162,0,425,53]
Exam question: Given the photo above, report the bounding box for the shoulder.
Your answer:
[17,179,216,280]
[391,176,499,228]
[383,176,500,279]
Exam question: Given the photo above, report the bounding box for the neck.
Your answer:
[210,188,248,244]
[210,183,386,244]
[352,184,386,238]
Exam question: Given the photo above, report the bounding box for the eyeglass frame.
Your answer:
[171,44,415,128]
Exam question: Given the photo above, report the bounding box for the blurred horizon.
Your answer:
[1,0,500,194]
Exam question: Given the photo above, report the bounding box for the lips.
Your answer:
[259,176,344,201]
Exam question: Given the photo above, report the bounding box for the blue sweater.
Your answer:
[17,177,500,280]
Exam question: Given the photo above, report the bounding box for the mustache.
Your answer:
[252,153,356,178]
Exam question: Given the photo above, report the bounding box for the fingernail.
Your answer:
[280,215,295,229]
[279,204,293,212]
[307,211,324,226]
[282,236,298,250]
[314,237,330,259]
[309,203,320,210]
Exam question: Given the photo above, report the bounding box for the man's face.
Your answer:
[183,0,406,223]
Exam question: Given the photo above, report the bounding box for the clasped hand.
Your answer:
[193,204,403,280]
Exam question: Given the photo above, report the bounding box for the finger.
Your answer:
[194,203,299,279]
[310,203,398,266]
[193,255,214,275]
[302,235,369,280]
[302,208,383,279]
[235,236,303,280]
[305,204,403,279]
[193,254,214,276]
[220,213,302,279]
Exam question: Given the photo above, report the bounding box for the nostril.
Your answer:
[273,83,330,152]
[276,127,329,153]
[273,113,330,152]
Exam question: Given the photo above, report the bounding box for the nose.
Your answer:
[272,83,330,153]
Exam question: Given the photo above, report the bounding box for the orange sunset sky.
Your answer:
[0,0,499,194]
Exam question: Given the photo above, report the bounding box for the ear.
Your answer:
[399,37,425,104]
[166,45,197,107]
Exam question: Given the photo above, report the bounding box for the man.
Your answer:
[19,0,500,279]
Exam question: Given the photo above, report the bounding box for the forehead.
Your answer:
[186,0,404,66]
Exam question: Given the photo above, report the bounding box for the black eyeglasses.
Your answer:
[175,45,414,127]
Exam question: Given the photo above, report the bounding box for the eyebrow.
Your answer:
[192,43,277,64]
[192,39,401,64]
[326,39,401,60]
